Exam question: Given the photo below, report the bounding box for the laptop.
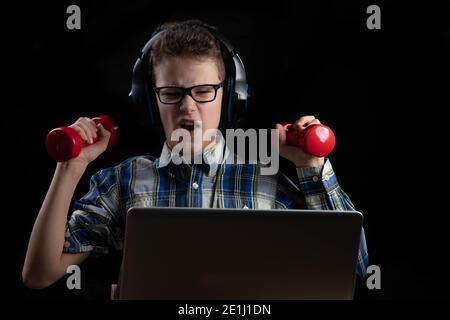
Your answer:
[118,207,363,300]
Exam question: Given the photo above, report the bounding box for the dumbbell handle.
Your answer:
[45,115,118,162]
[282,122,336,157]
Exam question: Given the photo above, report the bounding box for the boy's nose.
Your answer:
[179,95,198,113]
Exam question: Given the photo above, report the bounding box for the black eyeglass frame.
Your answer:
[153,82,225,104]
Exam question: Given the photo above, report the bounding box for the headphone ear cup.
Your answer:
[232,96,249,129]
[130,58,151,129]
[143,80,162,128]
[219,75,231,131]
[130,57,163,130]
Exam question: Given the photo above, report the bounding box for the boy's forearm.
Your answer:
[23,162,87,285]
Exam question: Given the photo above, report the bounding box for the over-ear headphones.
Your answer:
[129,22,249,132]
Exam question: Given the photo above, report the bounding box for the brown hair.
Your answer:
[149,20,226,81]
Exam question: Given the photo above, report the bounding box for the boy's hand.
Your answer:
[275,116,325,168]
[65,117,111,168]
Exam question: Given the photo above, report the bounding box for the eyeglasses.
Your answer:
[153,82,224,105]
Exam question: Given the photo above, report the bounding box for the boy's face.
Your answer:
[154,56,223,154]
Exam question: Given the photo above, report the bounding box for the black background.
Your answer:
[3,0,449,301]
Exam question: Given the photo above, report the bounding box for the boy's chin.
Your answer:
[185,140,217,154]
[190,142,210,155]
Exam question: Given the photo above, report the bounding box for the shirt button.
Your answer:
[65,230,70,238]
[64,241,70,248]
[192,182,199,190]
[312,176,319,182]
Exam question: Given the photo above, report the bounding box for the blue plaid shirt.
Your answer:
[64,137,369,278]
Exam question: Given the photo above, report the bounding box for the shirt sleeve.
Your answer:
[63,166,124,257]
[296,159,369,278]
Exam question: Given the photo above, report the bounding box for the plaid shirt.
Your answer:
[64,136,369,278]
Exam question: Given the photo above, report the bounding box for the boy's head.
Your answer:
[149,20,226,154]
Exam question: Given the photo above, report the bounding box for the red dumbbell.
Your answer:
[281,122,336,157]
[45,115,119,162]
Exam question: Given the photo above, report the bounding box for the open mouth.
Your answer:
[180,123,195,131]
[179,121,201,132]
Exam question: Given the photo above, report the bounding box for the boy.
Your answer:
[23,20,368,289]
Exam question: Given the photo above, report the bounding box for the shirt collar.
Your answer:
[156,132,229,177]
